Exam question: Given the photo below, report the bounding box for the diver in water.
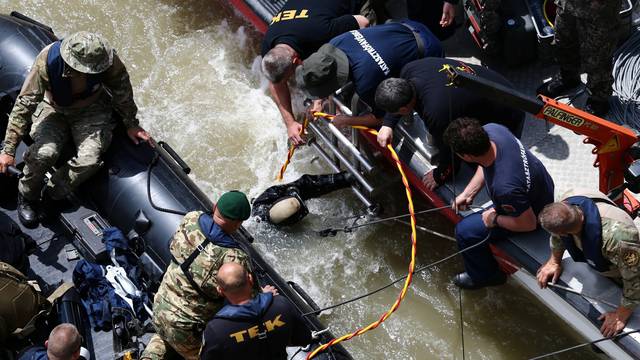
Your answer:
[252,172,353,225]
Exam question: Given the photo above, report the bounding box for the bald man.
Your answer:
[200,263,311,360]
[18,323,82,360]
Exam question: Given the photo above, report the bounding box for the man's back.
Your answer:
[483,124,554,216]
[399,58,524,138]
[153,211,250,326]
[261,0,360,58]
[329,21,442,111]
[200,293,311,360]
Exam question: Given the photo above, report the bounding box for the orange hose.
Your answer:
[305,112,418,359]
[276,116,309,181]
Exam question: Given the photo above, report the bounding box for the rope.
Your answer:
[276,116,310,181]
[302,232,492,317]
[458,286,466,360]
[528,329,640,360]
[610,28,640,129]
[316,205,451,237]
[305,111,418,360]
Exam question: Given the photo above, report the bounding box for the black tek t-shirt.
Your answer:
[261,0,360,59]
[200,295,312,360]
[483,124,554,216]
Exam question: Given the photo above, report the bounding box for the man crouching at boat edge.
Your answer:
[537,189,640,337]
[142,191,257,360]
[444,118,554,290]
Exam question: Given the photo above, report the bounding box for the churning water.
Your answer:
[0,0,602,358]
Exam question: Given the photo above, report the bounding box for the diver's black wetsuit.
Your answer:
[252,172,352,224]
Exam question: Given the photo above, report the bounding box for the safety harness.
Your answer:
[398,22,425,58]
[561,196,617,272]
[170,213,240,302]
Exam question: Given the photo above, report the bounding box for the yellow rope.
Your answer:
[305,112,418,359]
[276,116,309,181]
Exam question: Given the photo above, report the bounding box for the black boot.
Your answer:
[536,73,581,99]
[453,271,506,290]
[17,193,39,228]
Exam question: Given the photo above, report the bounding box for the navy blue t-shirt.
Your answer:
[329,20,442,116]
[483,124,554,216]
[261,0,360,59]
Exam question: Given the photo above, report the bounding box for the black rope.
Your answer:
[458,286,465,360]
[147,153,188,216]
[528,329,640,360]
[302,231,492,317]
[315,205,451,236]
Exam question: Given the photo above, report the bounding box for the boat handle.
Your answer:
[158,141,191,174]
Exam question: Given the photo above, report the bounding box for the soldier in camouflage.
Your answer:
[537,188,640,337]
[536,0,620,116]
[0,31,150,227]
[142,191,254,360]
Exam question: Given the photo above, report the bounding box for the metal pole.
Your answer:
[308,123,375,195]
[308,141,374,208]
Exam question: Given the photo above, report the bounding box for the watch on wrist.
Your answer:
[492,214,499,227]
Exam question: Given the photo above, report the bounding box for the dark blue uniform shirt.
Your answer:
[483,124,554,216]
[329,20,442,116]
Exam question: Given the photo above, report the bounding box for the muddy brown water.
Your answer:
[0,1,604,359]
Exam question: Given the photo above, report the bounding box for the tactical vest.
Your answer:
[0,262,48,344]
[560,196,614,272]
[46,41,103,107]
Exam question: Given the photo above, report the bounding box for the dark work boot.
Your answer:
[17,193,39,228]
[584,98,610,118]
[453,271,506,290]
[536,73,581,99]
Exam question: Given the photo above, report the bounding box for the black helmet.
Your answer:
[267,187,309,226]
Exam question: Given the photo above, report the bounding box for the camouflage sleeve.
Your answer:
[549,234,565,252]
[1,49,49,157]
[102,51,139,129]
[605,220,640,309]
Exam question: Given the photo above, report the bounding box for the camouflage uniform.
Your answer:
[139,334,169,360]
[550,189,640,309]
[148,211,252,360]
[1,36,138,200]
[553,0,620,102]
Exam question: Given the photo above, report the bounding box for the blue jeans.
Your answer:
[455,212,510,282]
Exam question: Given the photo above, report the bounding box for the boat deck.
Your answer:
[426,11,640,358]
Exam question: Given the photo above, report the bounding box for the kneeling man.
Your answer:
[538,189,640,337]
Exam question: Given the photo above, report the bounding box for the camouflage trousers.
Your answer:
[553,5,620,102]
[19,96,115,201]
[150,312,204,360]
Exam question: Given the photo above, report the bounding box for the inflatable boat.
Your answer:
[0,12,351,360]
[232,1,640,358]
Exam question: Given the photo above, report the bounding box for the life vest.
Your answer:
[560,196,611,272]
[46,40,103,107]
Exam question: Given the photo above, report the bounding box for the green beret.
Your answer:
[217,191,251,220]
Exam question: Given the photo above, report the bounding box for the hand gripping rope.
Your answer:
[298,111,418,360]
[276,116,310,180]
